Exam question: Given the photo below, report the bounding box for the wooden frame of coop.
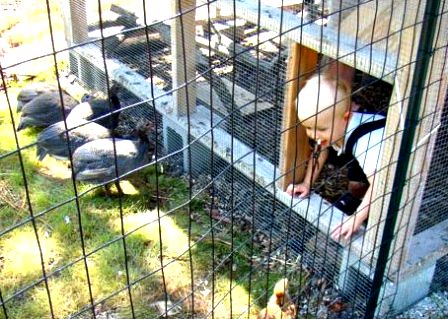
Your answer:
[62,0,448,315]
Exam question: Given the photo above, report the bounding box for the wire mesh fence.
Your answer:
[1,0,447,318]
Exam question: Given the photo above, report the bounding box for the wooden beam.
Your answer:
[171,0,197,116]
[62,0,88,45]
[208,0,397,83]
[150,20,276,73]
[278,43,317,190]
[197,77,274,116]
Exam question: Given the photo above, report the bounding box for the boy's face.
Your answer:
[296,77,350,148]
[301,108,348,148]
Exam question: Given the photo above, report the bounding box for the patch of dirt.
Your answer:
[0,179,26,211]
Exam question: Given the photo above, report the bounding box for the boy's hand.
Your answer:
[331,207,368,241]
[332,181,373,241]
[286,183,310,198]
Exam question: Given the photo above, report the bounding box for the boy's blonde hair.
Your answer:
[296,74,352,123]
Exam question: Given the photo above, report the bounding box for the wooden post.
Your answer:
[278,43,318,190]
[171,0,197,116]
[62,0,88,45]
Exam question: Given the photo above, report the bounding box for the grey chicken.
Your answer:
[36,120,112,160]
[16,83,58,112]
[17,92,79,131]
[66,85,122,130]
[72,120,154,194]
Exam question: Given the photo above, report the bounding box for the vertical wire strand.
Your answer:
[357,0,409,311]
[306,11,328,318]
[262,0,288,314]
[287,5,314,316]
[0,289,6,319]
[95,0,136,316]
[246,0,263,315]
[0,66,14,319]
[176,0,195,313]
[345,0,364,307]
[205,1,216,318]
[0,54,56,319]
[380,0,396,79]
[275,0,293,284]
[309,1,361,311]
[349,0,386,306]
[373,0,422,311]
[317,1,349,308]
[368,1,380,76]
[375,0,418,308]
[43,1,99,317]
[229,0,237,316]
[370,0,404,281]
[141,0,168,315]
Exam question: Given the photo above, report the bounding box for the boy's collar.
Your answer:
[333,112,353,155]
[333,144,344,156]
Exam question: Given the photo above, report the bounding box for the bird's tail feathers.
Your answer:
[36,146,48,161]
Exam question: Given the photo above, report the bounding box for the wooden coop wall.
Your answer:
[62,0,448,314]
[276,0,448,279]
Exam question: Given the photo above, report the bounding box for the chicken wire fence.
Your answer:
[0,0,448,318]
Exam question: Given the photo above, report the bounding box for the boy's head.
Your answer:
[296,75,352,148]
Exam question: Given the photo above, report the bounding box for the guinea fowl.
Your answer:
[72,120,154,195]
[16,83,58,112]
[66,85,122,131]
[36,120,112,160]
[17,91,79,131]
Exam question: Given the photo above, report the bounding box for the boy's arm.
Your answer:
[304,147,328,186]
[287,148,328,197]
[331,176,374,241]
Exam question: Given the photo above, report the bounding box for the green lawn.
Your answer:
[0,80,301,318]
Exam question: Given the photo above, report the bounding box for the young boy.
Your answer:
[286,74,385,241]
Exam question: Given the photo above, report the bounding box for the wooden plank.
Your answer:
[196,80,227,115]
[194,27,275,71]
[261,0,303,8]
[196,77,274,115]
[221,78,273,115]
[62,0,88,44]
[149,21,276,75]
[278,43,317,190]
[205,0,397,83]
[403,218,448,277]
[339,0,420,72]
[171,0,197,116]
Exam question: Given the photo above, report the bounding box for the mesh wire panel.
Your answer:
[415,92,448,234]
[1,0,448,318]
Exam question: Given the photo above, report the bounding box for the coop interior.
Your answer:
[1,0,447,318]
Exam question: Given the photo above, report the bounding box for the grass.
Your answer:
[0,76,299,318]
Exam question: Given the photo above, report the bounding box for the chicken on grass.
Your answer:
[17,91,79,131]
[66,84,122,131]
[72,120,155,195]
[36,120,112,160]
